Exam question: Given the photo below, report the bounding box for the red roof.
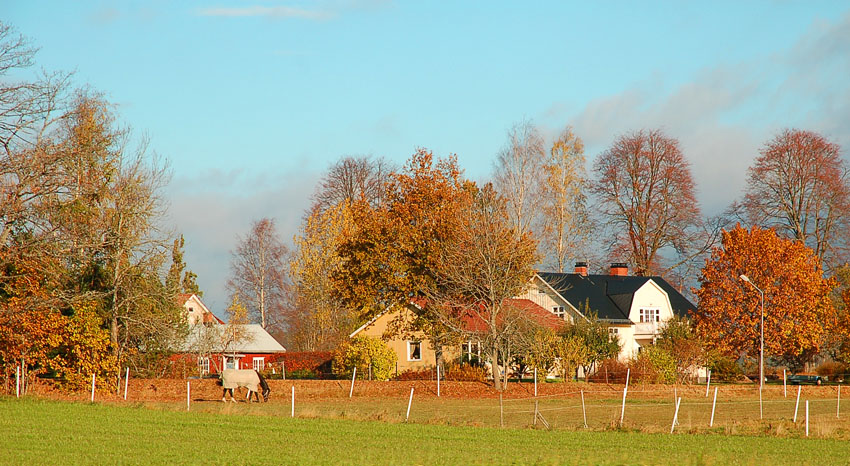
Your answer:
[459,298,565,333]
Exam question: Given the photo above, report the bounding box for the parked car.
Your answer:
[787,374,824,385]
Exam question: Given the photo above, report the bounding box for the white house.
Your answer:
[515,262,696,360]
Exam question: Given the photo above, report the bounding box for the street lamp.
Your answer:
[740,274,764,391]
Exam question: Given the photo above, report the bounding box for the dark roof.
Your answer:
[536,272,695,323]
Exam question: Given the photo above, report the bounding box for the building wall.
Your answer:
[516,279,579,324]
[356,307,445,374]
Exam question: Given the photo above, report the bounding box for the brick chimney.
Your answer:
[574,261,588,276]
[609,262,628,276]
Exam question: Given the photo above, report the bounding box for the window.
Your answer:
[224,356,238,370]
[608,327,619,334]
[253,357,265,371]
[464,341,481,365]
[538,288,546,294]
[639,308,660,323]
[407,341,422,361]
[553,306,566,318]
[198,357,210,375]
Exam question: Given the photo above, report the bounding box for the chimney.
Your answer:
[574,261,588,276]
[609,262,628,276]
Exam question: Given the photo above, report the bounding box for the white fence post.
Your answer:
[16,365,20,399]
[187,381,190,411]
[534,368,538,397]
[670,397,681,434]
[124,367,129,401]
[705,370,711,397]
[710,387,718,427]
[794,385,801,422]
[620,387,627,425]
[759,387,763,420]
[291,385,295,418]
[581,389,587,428]
[349,367,357,398]
[783,369,787,398]
[838,385,841,419]
[90,374,96,403]
[406,387,414,422]
[437,365,441,397]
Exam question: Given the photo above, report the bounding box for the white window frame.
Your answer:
[407,341,422,361]
[639,308,660,323]
[253,357,265,371]
[552,306,566,318]
[198,356,210,375]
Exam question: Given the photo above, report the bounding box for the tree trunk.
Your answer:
[491,350,503,391]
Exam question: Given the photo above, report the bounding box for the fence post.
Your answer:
[282,360,286,381]
[620,387,627,426]
[406,387,414,422]
[534,368,537,397]
[186,381,190,411]
[16,364,20,399]
[533,399,538,426]
[437,364,441,397]
[710,387,718,427]
[91,374,96,403]
[291,385,295,418]
[625,368,630,389]
[794,385,801,422]
[705,370,711,397]
[349,367,357,398]
[838,385,841,419]
[783,369,787,398]
[124,367,129,401]
[806,400,809,437]
[579,389,588,428]
[759,387,763,420]
[670,397,681,434]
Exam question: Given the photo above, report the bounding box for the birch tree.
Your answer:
[493,119,545,237]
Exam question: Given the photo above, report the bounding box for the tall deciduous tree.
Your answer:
[289,202,356,351]
[592,129,702,276]
[228,218,289,329]
[166,235,201,296]
[740,129,849,270]
[426,184,539,391]
[693,225,836,371]
[540,126,591,272]
[493,119,545,237]
[310,155,392,214]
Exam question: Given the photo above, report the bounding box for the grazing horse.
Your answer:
[220,369,270,402]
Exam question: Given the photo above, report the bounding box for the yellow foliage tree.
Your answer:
[694,225,836,371]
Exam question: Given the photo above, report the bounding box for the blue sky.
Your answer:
[5,1,850,313]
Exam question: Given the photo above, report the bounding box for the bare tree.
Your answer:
[228,218,289,329]
[493,119,545,237]
[592,129,702,276]
[426,185,539,391]
[739,129,850,270]
[310,155,392,213]
[539,126,592,272]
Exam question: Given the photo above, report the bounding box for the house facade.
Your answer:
[516,262,695,360]
[349,298,564,374]
[178,294,286,375]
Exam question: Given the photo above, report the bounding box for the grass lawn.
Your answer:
[2,397,850,465]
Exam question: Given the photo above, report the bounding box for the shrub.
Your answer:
[816,361,847,379]
[268,351,334,378]
[631,346,676,384]
[587,358,629,383]
[707,355,743,382]
[333,336,397,381]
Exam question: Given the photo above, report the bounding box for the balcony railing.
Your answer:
[634,322,659,336]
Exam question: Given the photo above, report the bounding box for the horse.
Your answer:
[220,369,270,402]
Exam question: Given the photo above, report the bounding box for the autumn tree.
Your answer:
[655,316,708,384]
[562,309,621,378]
[425,184,539,391]
[289,202,356,351]
[739,129,850,270]
[333,149,469,367]
[309,155,392,213]
[592,129,703,276]
[693,225,836,371]
[228,218,289,329]
[539,126,591,272]
[493,119,545,237]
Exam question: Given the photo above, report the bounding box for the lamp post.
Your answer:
[740,274,764,391]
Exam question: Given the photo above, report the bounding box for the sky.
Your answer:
[5,1,850,315]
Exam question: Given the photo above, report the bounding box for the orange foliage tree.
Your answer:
[693,225,836,371]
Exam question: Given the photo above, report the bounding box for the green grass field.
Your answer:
[2,397,850,465]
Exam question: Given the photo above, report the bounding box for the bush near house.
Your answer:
[630,346,677,384]
[816,361,848,381]
[587,358,629,384]
[333,336,397,381]
[706,355,744,382]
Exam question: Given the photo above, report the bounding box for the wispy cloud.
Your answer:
[197,6,334,20]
